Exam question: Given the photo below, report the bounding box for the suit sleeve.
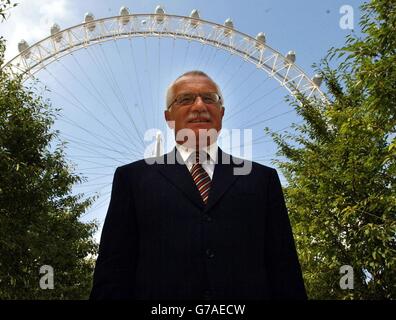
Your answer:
[90,167,138,300]
[264,168,307,300]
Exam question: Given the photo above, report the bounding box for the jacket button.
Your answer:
[206,249,215,259]
[204,214,212,222]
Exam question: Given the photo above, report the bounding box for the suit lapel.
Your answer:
[156,148,205,210]
[204,149,240,212]
[155,147,243,212]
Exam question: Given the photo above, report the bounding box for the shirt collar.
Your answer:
[175,141,218,164]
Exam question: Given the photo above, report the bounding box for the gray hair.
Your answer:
[165,70,224,110]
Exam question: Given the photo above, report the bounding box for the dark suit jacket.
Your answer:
[90,148,306,300]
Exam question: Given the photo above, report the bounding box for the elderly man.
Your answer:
[90,70,306,300]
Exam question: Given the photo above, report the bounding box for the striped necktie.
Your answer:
[190,152,211,204]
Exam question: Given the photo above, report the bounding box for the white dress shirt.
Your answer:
[175,142,218,179]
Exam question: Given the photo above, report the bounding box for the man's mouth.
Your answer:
[189,119,210,123]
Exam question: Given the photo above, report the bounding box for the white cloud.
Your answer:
[1,0,77,64]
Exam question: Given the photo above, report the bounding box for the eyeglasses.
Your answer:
[168,92,222,110]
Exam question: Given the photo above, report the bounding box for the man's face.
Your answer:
[164,75,225,147]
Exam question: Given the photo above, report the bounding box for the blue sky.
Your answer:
[0,0,365,242]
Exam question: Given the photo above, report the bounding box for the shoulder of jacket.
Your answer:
[115,158,156,174]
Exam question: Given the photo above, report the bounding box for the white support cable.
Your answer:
[59,115,134,157]
[53,90,134,154]
[154,37,162,128]
[93,43,145,149]
[66,144,130,165]
[229,121,304,151]
[62,133,141,160]
[77,165,124,170]
[202,44,218,70]
[169,36,176,80]
[243,108,295,129]
[113,41,149,134]
[223,72,273,122]
[61,133,140,159]
[52,50,143,152]
[217,51,233,77]
[109,39,147,147]
[227,82,286,123]
[83,194,111,216]
[194,42,206,69]
[143,37,157,131]
[127,38,149,131]
[227,60,252,93]
[182,39,191,70]
[238,99,286,129]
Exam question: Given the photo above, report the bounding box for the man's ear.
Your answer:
[164,110,175,129]
[221,106,225,118]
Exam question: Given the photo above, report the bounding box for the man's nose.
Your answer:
[190,96,207,111]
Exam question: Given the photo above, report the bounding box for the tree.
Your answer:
[0,0,98,299]
[0,0,16,22]
[266,0,396,299]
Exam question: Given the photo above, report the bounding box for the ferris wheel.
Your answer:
[2,5,326,237]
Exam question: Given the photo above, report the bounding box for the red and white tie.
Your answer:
[190,152,211,204]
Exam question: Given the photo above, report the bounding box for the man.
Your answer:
[90,70,307,300]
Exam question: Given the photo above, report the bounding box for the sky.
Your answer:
[0,0,365,242]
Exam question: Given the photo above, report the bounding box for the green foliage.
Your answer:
[0,0,17,22]
[266,0,396,299]
[0,1,98,299]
